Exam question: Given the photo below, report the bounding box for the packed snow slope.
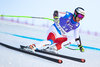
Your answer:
[0,20,100,67]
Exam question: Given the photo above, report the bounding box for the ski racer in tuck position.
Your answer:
[21,7,85,53]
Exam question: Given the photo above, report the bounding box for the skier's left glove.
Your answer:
[78,45,84,52]
[75,36,84,52]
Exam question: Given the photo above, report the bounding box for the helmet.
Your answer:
[74,7,85,19]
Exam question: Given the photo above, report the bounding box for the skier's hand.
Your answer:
[78,45,84,52]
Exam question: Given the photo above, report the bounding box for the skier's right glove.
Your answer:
[53,10,58,19]
[53,10,59,23]
[78,45,84,52]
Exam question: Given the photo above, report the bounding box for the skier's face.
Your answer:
[75,17,82,22]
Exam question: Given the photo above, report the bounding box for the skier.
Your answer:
[21,7,85,53]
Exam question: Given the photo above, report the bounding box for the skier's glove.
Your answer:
[53,10,59,22]
[53,10,58,18]
[75,37,84,52]
[78,45,84,52]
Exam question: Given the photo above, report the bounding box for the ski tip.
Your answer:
[81,59,85,63]
[58,59,63,63]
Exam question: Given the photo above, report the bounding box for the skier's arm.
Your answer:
[59,11,70,14]
[74,27,84,52]
[59,12,66,14]
[75,36,81,45]
[74,27,81,45]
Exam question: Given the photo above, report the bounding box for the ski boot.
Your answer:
[20,44,36,52]
[42,44,58,54]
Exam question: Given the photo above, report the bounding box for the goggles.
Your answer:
[77,14,84,19]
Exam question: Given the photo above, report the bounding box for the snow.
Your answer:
[0,20,100,67]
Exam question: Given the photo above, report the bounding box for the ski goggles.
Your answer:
[77,14,84,19]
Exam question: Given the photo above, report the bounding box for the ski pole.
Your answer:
[63,42,80,50]
[0,15,54,21]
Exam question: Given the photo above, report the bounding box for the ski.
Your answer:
[20,45,85,63]
[35,50,85,63]
[0,42,62,64]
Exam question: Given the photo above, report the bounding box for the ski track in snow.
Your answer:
[0,21,100,67]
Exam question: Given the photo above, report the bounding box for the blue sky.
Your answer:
[0,0,100,32]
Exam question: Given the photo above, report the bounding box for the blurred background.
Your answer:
[0,0,100,33]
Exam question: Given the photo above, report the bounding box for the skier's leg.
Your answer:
[35,32,56,49]
[54,37,67,50]
[47,32,56,44]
